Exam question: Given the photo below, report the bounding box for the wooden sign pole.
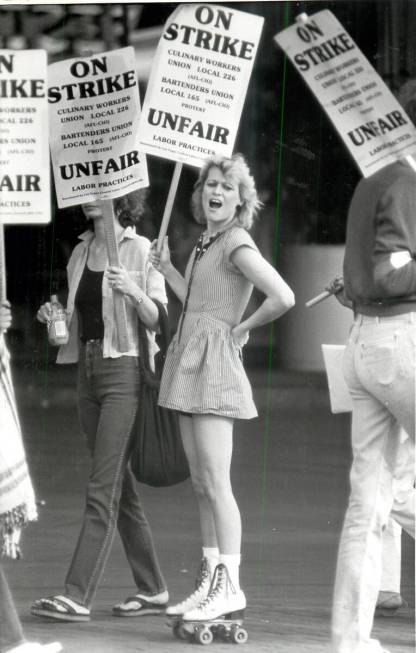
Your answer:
[405,154,416,172]
[157,162,183,251]
[100,200,129,352]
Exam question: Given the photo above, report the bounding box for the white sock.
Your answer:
[219,553,241,591]
[202,546,219,576]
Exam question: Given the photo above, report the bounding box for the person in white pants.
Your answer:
[376,432,415,616]
[330,79,416,653]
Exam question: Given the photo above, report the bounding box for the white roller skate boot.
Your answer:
[182,563,246,622]
[166,557,211,617]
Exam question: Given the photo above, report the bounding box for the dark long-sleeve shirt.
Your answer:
[344,158,416,316]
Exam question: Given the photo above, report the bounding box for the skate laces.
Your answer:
[172,558,210,611]
[194,557,210,590]
[198,563,236,609]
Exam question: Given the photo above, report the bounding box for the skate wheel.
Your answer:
[215,624,227,640]
[230,625,248,644]
[195,626,213,645]
[172,621,182,639]
[172,622,190,640]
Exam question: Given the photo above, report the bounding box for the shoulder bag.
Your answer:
[130,300,190,487]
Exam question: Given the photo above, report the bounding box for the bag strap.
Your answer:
[137,300,170,374]
[152,299,170,356]
[137,318,150,372]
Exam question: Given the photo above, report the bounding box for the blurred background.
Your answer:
[1,0,416,370]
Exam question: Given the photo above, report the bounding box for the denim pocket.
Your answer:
[360,333,403,386]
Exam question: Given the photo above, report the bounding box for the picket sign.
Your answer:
[0,50,50,224]
[0,49,49,423]
[275,11,416,178]
[281,13,416,308]
[48,47,150,351]
[137,3,264,247]
[321,345,353,413]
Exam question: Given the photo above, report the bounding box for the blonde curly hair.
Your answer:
[191,154,262,230]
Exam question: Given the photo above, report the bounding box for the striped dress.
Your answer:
[158,226,258,419]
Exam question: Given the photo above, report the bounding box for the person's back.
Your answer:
[344,158,416,316]
[332,80,416,653]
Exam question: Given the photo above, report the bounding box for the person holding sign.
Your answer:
[149,154,294,623]
[331,82,416,653]
[31,192,169,622]
[0,302,62,653]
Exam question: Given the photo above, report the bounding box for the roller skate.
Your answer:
[175,563,248,645]
[166,557,211,640]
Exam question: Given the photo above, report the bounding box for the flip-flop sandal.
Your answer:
[31,595,91,622]
[112,595,168,617]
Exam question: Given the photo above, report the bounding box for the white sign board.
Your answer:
[275,10,416,177]
[321,345,353,414]
[48,47,148,208]
[137,3,264,167]
[0,50,50,224]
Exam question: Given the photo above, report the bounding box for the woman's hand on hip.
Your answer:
[106,265,136,296]
[36,302,52,324]
[231,325,249,348]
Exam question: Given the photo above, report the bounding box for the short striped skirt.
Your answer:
[158,312,257,419]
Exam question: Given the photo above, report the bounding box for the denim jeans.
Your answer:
[65,341,166,608]
[332,314,416,653]
[0,564,25,652]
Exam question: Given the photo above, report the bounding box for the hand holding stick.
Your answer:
[305,290,332,307]
[306,276,347,308]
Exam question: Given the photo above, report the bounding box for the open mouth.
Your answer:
[209,198,223,209]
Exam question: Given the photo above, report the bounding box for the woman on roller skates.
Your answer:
[149,154,294,628]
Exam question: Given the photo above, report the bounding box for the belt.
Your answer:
[356,312,416,324]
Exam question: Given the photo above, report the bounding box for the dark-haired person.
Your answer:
[0,301,62,653]
[331,81,416,653]
[31,192,168,621]
[150,154,294,622]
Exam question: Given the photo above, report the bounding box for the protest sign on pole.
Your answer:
[275,10,416,177]
[137,3,264,244]
[137,3,264,168]
[48,46,148,209]
[0,49,50,224]
[0,49,49,428]
[48,47,149,351]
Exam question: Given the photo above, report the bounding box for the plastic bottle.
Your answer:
[47,294,69,346]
